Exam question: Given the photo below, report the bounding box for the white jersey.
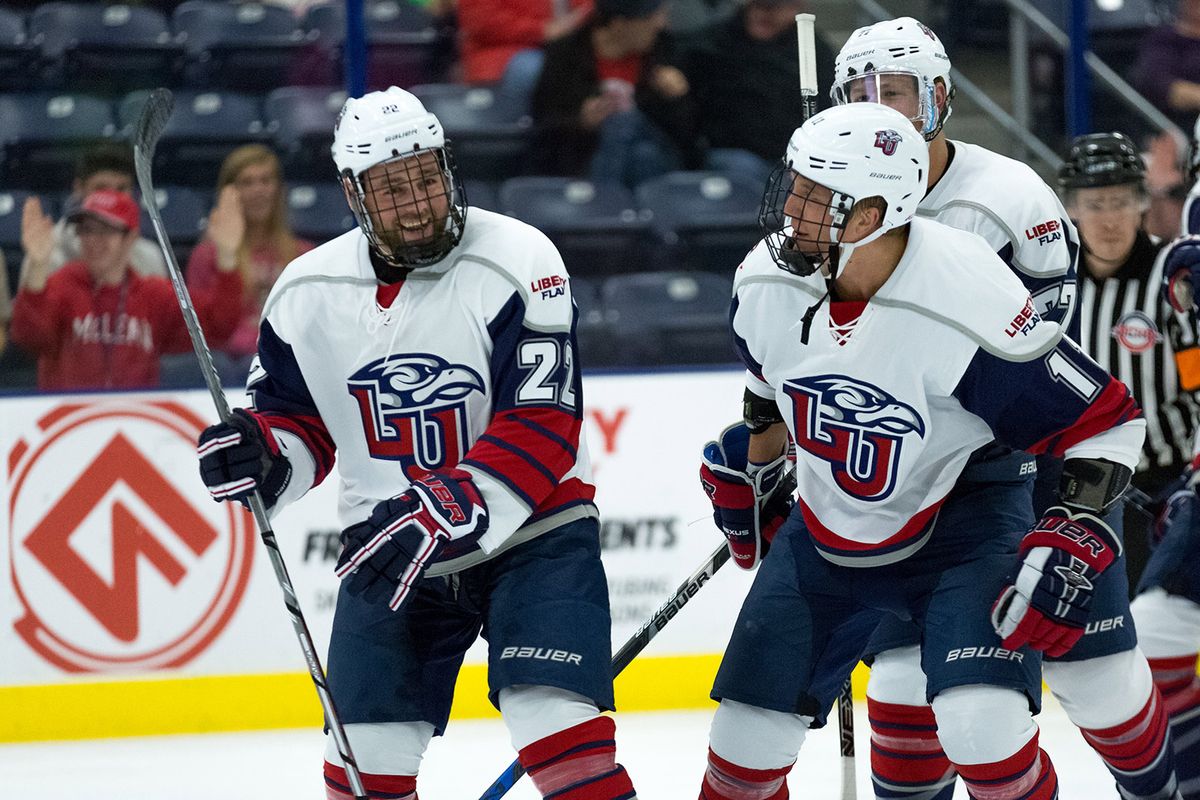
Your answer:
[249,208,595,575]
[732,217,1144,567]
[920,140,1079,333]
[1183,182,1200,235]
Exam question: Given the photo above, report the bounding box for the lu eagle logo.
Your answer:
[347,354,485,477]
[874,129,903,156]
[783,375,925,501]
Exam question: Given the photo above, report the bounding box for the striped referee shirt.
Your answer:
[1077,230,1197,472]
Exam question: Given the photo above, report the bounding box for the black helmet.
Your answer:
[1058,132,1145,191]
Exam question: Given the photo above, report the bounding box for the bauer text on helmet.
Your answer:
[332,86,467,268]
[831,16,954,141]
[758,104,927,277]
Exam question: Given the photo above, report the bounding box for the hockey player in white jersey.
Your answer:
[697,101,1146,800]
[195,87,638,800]
[830,18,1180,800]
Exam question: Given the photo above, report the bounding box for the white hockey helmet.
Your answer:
[332,86,466,268]
[832,16,954,141]
[759,103,927,277]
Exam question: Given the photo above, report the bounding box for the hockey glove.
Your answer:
[335,470,488,611]
[699,422,796,570]
[197,408,292,511]
[991,505,1122,657]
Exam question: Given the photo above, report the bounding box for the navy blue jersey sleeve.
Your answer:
[953,335,1140,457]
[247,318,336,484]
[460,292,583,510]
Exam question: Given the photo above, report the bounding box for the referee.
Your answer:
[1060,131,1199,587]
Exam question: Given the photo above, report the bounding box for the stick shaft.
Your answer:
[796,12,819,121]
[476,543,732,800]
[132,89,368,800]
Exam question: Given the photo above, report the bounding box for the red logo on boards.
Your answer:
[8,401,255,672]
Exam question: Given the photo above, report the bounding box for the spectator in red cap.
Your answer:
[9,189,242,392]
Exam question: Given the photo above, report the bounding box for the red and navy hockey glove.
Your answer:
[335,470,489,611]
[699,422,796,570]
[197,408,292,511]
[991,505,1122,657]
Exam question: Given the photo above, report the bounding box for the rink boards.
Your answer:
[1,369,877,742]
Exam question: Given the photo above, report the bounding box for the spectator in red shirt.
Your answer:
[185,145,313,386]
[10,190,241,392]
[457,0,592,84]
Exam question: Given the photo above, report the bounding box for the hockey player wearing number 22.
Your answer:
[195,87,638,800]
[696,102,1146,800]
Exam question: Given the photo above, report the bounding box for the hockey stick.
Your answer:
[132,89,369,800]
[795,11,857,798]
[476,542,733,800]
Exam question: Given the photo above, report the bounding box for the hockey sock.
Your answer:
[517,716,637,799]
[868,698,956,800]
[1079,686,1178,800]
[323,762,417,799]
[952,732,1058,800]
[698,748,792,800]
[1150,655,1200,798]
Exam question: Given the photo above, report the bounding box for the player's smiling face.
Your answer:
[359,151,451,251]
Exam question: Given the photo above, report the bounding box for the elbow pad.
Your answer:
[1057,457,1133,515]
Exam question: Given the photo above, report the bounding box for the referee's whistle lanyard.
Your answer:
[91,273,129,390]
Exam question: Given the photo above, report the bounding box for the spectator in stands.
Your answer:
[10,190,241,392]
[457,0,592,96]
[1135,0,1200,129]
[531,0,704,188]
[18,143,166,283]
[667,0,735,35]
[185,145,313,385]
[682,0,833,183]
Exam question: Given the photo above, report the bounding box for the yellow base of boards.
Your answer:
[0,656,872,743]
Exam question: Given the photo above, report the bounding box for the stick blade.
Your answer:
[132,88,174,168]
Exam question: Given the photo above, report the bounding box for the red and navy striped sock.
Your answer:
[1150,655,1200,798]
[698,748,791,799]
[868,698,956,799]
[1081,683,1180,799]
[953,732,1058,800]
[323,762,417,799]
[518,716,637,799]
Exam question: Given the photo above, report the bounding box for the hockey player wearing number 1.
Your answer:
[831,17,1182,800]
[697,102,1145,800]
[194,87,638,800]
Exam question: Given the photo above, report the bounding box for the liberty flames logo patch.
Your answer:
[874,129,902,156]
[783,375,925,501]
[348,354,485,478]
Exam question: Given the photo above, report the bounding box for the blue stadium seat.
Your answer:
[287,183,356,244]
[499,176,649,277]
[462,179,498,213]
[0,190,47,278]
[30,3,182,91]
[601,271,736,366]
[302,1,439,89]
[118,90,267,187]
[264,86,345,181]
[139,185,210,265]
[569,274,618,368]
[411,84,533,182]
[635,171,763,275]
[0,8,41,91]
[0,93,116,189]
[173,1,308,92]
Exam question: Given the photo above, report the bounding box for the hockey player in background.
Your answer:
[697,101,1145,800]
[830,19,1181,800]
[195,87,638,800]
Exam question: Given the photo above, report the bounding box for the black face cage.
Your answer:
[343,144,468,269]
[759,162,854,277]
